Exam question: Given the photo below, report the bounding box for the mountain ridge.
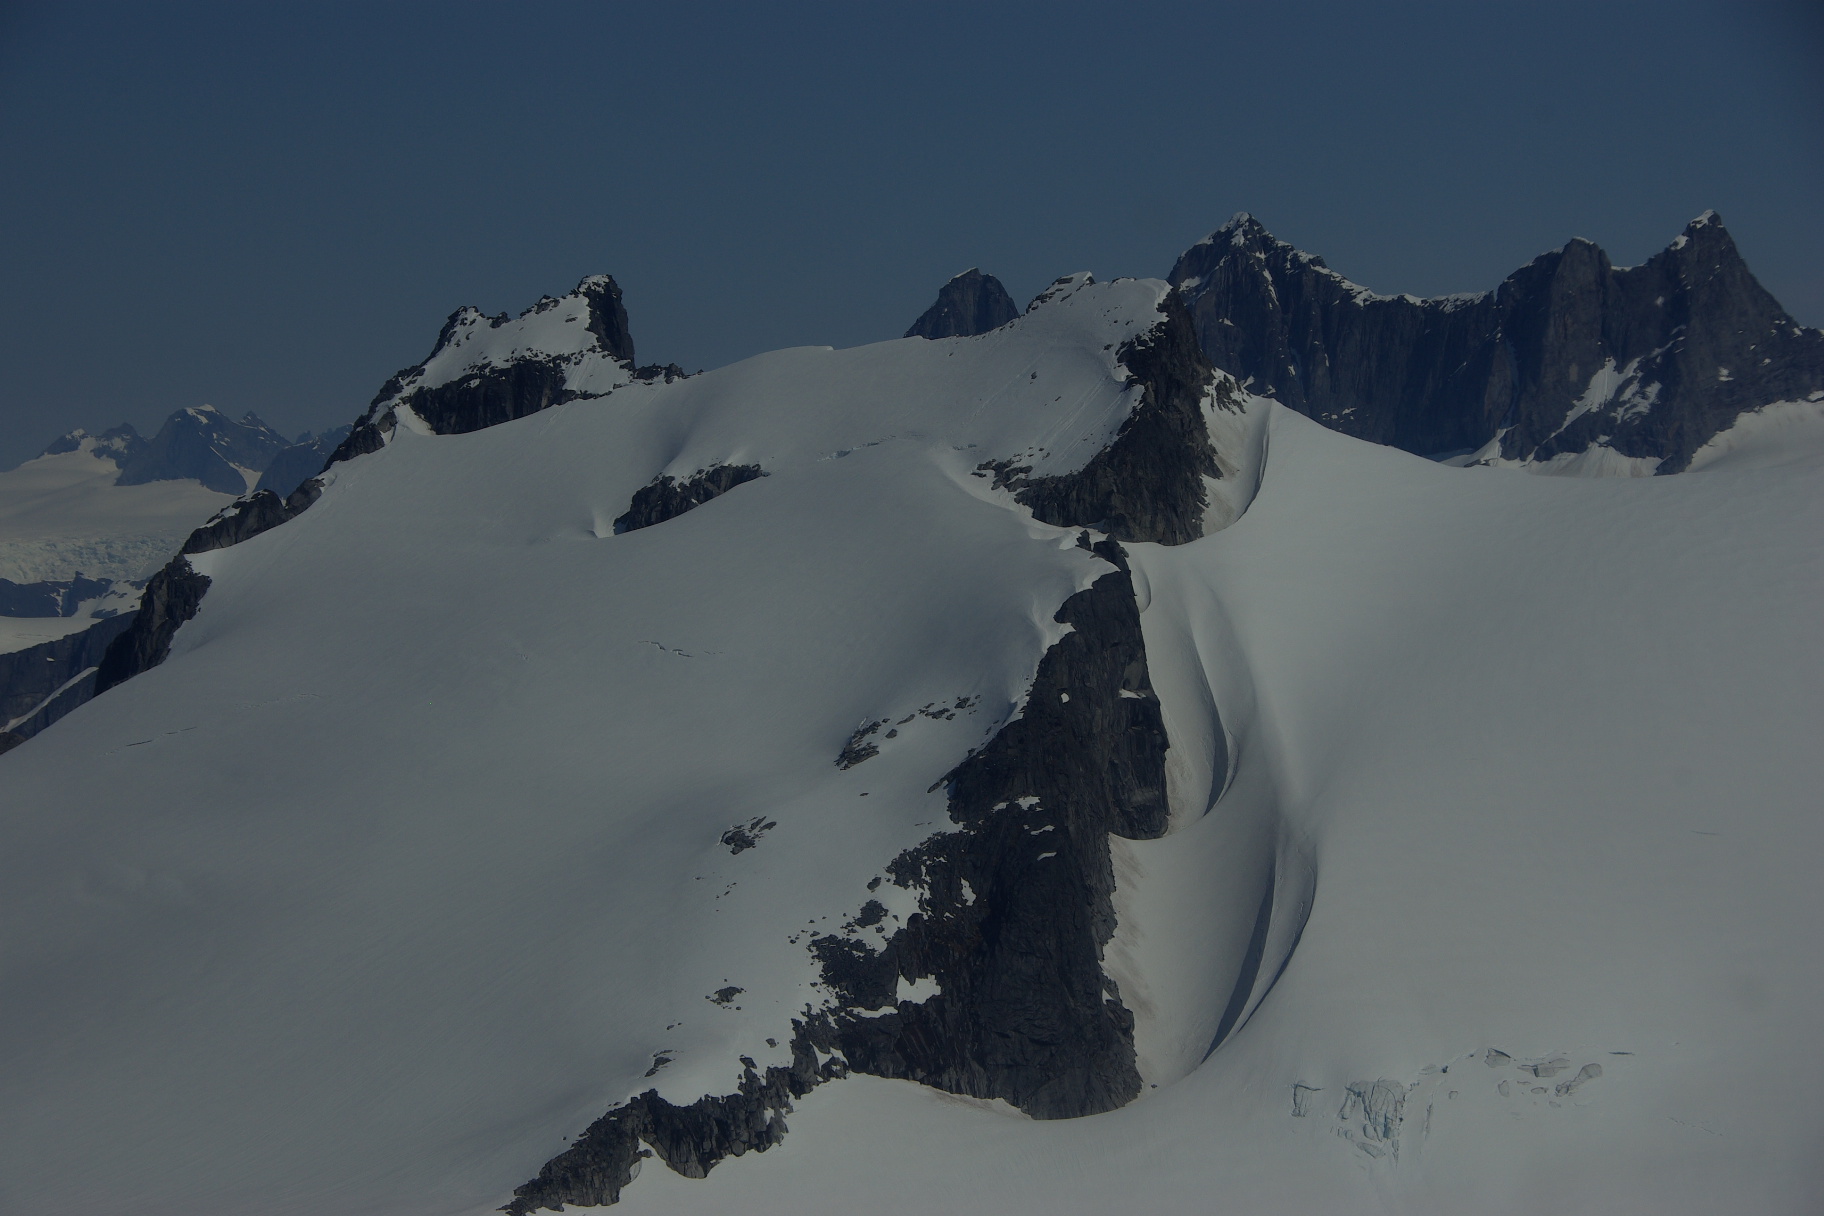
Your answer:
[1169,210,1824,472]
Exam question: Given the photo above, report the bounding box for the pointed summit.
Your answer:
[114,405,289,493]
[905,268,1019,339]
[575,273,634,364]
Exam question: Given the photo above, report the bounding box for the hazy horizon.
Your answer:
[2,0,1819,467]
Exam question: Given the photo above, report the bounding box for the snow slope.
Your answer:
[610,404,1824,1216]
[0,279,1169,1214]
[1,278,1819,1215]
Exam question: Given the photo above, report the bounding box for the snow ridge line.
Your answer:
[983,288,1224,546]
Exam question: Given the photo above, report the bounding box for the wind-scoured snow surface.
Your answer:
[3,278,1821,1215]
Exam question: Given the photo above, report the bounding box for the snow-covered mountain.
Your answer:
[0,423,235,588]
[255,425,353,499]
[114,403,292,493]
[1,245,1820,1215]
[1170,211,1824,473]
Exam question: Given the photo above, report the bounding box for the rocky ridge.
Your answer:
[1169,211,1824,472]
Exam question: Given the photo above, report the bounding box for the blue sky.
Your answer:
[1,0,1819,466]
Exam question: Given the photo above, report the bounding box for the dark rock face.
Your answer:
[613,465,767,534]
[502,1026,844,1215]
[506,541,1188,1211]
[812,540,1173,1120]
[905,269,1020,339]
[396,357,576,438]
[0,611,136,734]
[579,274,636,364]
[1170,211,1824,471]
[116,405,290,493]
[0,574,112,618]
[835,720,882,768]
[334,274,639,452]
[989,292,1223,545]
[632,363,689,383]
[93,558,212,695]
[84,479,324,702]
[182,481,323,557]
[254,426,351,498]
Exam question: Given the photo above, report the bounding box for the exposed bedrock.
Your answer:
[501,1024,844,1215]
[332,274,639,457]
[93,558,211,695]
[1171,211,1824,471]
[988,291,1225,545]
[505,541,1183,1210]
[905,268,1020,339]
[814,539,1172,1119]
[613,465,768,533]
[89,478,325,700]
[395,357,577,437]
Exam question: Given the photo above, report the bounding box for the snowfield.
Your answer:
[1,278,1820,1215]
[0,447,236,585]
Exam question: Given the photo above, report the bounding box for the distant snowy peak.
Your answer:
[253,425,352,499]
[113,404,289,494]
[1170,211,1824,473]
[36,423,147,468]
[904,268,1019,339]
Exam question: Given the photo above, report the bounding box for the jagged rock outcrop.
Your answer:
[333,275,640,460]
[1170,211,1824,472]
[92,558,210,695]
[115,405,290,493]
[87,479,323,699]
[613,465,768,534]
[905,269,1020,339]
[987,291,1223,544]
[506,538,1181,1212]
[502,1025,844,1215]
[811,539,1173,1120]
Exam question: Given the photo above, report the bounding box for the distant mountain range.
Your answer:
[28,406,349,499]
[0,408,349,669]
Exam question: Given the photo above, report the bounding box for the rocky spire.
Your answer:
[905,268,1019,339]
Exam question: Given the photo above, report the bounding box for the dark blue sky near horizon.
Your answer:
[1,0,1819,468]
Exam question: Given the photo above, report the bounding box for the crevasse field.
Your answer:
[2,278,1819,1215]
